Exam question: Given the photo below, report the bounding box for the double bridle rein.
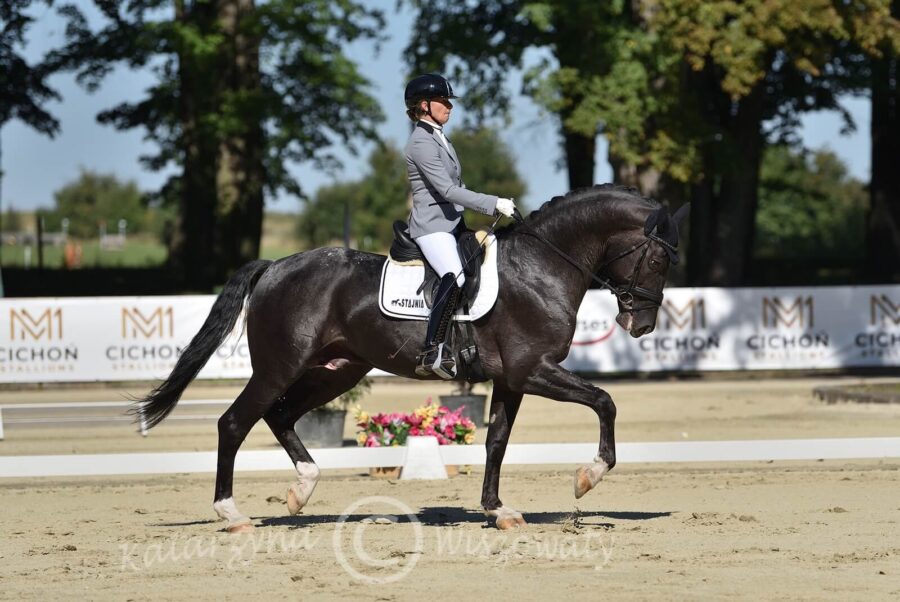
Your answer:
[511,209,675,313]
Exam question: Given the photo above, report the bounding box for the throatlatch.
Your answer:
[415,273,461,379]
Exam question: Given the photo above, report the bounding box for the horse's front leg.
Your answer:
[516,357,616,499]
[480,385,524,529]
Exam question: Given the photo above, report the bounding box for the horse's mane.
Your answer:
[495,183,660,238]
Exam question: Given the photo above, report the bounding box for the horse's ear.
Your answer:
[672,203,690,228]
[644,207,666,236]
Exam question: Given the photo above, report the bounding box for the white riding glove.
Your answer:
[495,198,516,218]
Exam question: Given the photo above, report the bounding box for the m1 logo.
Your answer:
[870,295,899,327]
[659,298,705,331]
[762,296,814,329]
[9,308,63,341]
[121,307,175,339]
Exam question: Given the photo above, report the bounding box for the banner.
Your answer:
[565,285,900,373]
[0,285,897,383]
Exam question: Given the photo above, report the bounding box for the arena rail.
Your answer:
[1,437,898,478]
[0,399,232,440]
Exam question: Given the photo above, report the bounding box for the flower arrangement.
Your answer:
[354,399,476,447]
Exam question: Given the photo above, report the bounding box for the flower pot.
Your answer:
[293,409,346,448]
[369,466,402,479]
[438,394,487,427]
[368,465,459,478]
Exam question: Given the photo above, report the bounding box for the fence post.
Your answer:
[0,408,5,440]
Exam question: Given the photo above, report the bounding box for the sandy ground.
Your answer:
[1,377,899,600]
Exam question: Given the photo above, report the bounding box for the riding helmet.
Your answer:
[404,74,458,108]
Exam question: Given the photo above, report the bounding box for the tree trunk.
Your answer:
[215,0,265,277]
[867,0,900,283]
[170,0,220,290]
[562,129,596,190]
[688,66,765,286]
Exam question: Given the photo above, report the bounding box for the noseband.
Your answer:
[512,210,674,312]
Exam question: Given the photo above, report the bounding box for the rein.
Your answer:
[511,209,666,310]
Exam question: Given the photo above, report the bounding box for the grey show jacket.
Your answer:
[405,121,498,238]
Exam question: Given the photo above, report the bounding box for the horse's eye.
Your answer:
[649,259,661,269]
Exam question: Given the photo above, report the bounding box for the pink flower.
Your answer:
[438,405,449,413]
[407,414,423,427]
[443,425,455,438]
[365,434,381,447]
[410,426,420,436]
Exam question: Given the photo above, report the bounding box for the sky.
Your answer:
[1,1,872,215]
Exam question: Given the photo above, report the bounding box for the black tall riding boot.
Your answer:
[415,273,460,379]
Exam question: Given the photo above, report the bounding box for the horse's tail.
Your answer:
[133,259,272,430]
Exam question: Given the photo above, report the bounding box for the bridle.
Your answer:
[511,209,675,313]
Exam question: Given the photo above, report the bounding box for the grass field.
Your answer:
[0,212,307,268]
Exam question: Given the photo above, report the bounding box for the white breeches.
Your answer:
[414,231,465,287]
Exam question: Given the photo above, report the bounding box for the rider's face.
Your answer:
[423,97,453,125]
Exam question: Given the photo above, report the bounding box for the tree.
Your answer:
[299,127,526,249]
[448,126,527,229]
[652,0,899,285]
[1,0,62,233]
[405,0,653,190]
[406,0,899,286]
[56,0,384,289]
[0,0,60,137]
[868,0,900,282]
[756,145,867,261]
[49,169,152,238]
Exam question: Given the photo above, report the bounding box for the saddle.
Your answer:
[388,220,485,308]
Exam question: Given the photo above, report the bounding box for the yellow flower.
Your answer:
[464,432,475,444]
[356,432,367,446]
[357,411,369,424]
[421,417,433,428]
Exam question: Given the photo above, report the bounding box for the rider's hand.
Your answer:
[495,198,516,218]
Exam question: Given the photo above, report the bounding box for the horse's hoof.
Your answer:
[496,517,524,530]
[574,466,594,499]
[286,484,304,516]
[226,521,254,534]
[485,506,527,530]
[574,460,610,499]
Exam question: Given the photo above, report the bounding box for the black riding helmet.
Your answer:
[404,73,458,108]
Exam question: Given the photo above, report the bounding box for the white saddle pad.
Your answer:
[378,234,499,321]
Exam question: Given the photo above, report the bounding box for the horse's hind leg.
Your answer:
[263,364,370,516]
[480,385,526,530]
[213,373,293,533]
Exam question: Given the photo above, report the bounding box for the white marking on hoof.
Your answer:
[574,458,610,499]
[213,497,253,532]
[484,505,526,529]
[286,461,320,515]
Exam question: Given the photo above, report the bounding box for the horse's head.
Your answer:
[599,203,689,338]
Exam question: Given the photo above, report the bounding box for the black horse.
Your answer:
[137,184,688,532]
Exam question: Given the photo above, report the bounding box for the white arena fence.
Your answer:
[1,437,899,479]
[0,285,896,384]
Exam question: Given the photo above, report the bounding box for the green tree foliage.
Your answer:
[0,0,60,137]
[47,169,164,238]
[450,126,527,229]
[299,127,526,249]
[406,0,899,285]
[55,0,384,288]
[756,146,867,260]
[2,205,23,232]
[299,143,409,252]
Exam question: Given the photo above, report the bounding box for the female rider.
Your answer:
[403,73,516,379]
